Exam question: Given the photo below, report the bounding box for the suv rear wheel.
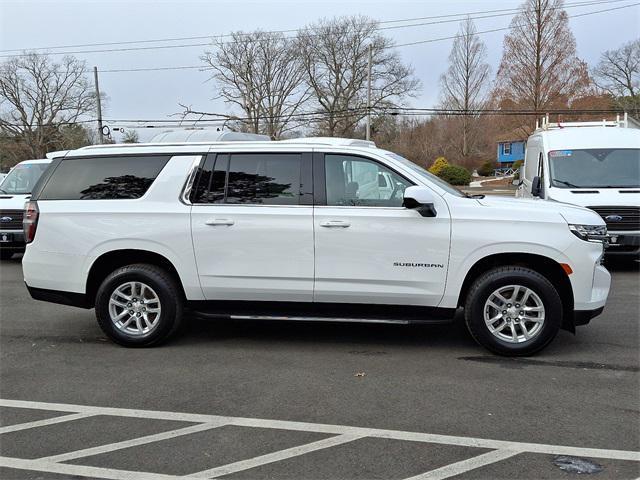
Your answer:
[95,263,183,347]
[464,266,562,356]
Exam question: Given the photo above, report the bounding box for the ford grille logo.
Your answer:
[0,216,12,223]
[605,215,623,222]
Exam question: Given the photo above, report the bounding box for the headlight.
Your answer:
[568,224,608,243]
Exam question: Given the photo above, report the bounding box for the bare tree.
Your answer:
[439,17,491,158]
[202,31,309,139]
[297,16,420,137]
[121,130,140,143]
[593,38,640,119]
[494,0,590,116]
[0,52,98,160]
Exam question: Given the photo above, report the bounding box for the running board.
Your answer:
[186,301,456,325]
[229,314,410,325]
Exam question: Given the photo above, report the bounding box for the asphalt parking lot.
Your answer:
[0,256,638,479]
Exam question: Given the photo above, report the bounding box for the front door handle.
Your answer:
[205,218,235,226]
[320,220,351,228]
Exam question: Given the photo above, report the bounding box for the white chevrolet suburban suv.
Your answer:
[22,138,611,355]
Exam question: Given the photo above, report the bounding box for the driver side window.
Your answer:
[325,154,411,207]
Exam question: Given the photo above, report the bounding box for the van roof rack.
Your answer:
[535,112,631,131]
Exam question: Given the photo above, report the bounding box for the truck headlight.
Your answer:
[568,224,608,243]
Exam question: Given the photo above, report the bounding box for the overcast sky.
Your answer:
[1,0,639,141]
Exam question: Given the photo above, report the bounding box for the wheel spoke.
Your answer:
[510,286,520,302]
[520,323,530,340]
[494,291,509,304]
[486,313,502,325]
[509,322,518,342]
[114,290,131,302]
[120,316,134,328]
[493,321,509,333]
[486,300,503,311]
[523,306,543,312]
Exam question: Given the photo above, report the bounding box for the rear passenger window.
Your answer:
[226,153,301,205]
[191,154,228,204]
[39,156,170,200]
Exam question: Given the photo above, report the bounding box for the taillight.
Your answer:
[23,201,39,244]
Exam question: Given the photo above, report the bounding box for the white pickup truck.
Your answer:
[22,137,610,355]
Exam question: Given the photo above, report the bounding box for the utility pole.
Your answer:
[93,66,104,144]
[365,44,372,141]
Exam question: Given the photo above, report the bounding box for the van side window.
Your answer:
[524,146,538,180]
[324,154,410,207]
[39,155,170,200]
[537,152,544,183]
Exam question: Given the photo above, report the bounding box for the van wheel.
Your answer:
[95,264,183,347]
[464,266,562,356]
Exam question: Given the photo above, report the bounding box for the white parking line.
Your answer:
[40,421,227,463]
[187,434,362,478]
[1,398,638,462]
[404,449,522,480]
[0,456,183,480]
[0,412,93,434]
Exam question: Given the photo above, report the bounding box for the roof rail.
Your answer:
[277,137,377,147]
[535,112,630,131]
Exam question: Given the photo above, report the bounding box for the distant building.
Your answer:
[496,129,528,166]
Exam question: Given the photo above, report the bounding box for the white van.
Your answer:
[0,159,52,260]
[517,119,640,258]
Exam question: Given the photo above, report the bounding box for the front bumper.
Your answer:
[605,232,640,257]
[0,230,25,251]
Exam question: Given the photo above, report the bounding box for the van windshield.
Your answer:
[0,163,49,195]
[548,148,640,188]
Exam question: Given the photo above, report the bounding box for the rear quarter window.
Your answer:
[39,155,170,200]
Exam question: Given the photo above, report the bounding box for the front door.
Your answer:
[313,153,451,306]
[191,151,314,302]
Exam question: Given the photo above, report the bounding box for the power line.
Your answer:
[0,0,630,58]
[88,1,639,75]
[0,0,618,53]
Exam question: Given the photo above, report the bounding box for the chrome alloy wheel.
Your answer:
[108,281,161,337]
[483,285,545,344]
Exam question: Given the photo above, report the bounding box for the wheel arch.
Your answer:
[457,252,575,332]
[86,249,187,305]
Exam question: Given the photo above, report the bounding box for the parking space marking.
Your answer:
[0,456,184,480]
[0,397,638,480]
[404,449,522,480]
[0,412,93,434]
[1,398,639,462]
[40,421,228,463]
[187,434,363,478]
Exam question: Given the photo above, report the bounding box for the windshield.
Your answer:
[384,152,464,197]
[0,163,50,195]
[548,148,640,188]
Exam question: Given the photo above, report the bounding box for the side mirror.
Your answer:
[531,176,544,198]
[403,186,437,217]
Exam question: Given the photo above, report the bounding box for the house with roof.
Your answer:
[496,129,528,166]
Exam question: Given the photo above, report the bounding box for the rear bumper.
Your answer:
[26,284,92,309]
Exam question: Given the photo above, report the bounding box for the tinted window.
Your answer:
[226,153,301,205]
[39,156,170,200]
[192,154,228,203]
[325,154,410,207]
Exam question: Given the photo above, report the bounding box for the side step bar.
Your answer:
[186,301,457,325]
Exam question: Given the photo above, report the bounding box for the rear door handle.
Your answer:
[205,218,235,226]
[320,220,351,228]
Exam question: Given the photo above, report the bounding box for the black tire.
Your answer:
[0,250,14,260]
[95,263,183,347]
[464,266,562,356]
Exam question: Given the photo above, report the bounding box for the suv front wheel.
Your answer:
[95,264,183,347]
[464,266,562,356]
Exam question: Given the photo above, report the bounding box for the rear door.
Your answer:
[190,150,314,302]
[313,152,451,306]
